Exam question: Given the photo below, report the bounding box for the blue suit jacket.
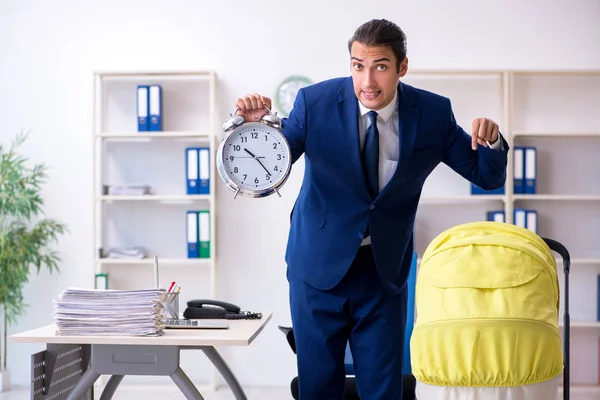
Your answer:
[282,77,508,295]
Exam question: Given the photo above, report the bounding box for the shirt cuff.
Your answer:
[486,133,504,151]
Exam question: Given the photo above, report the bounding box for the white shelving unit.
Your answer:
[92,70,219,386]
[404,69,600,394]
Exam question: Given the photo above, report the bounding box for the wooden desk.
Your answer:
[9,313,272,400]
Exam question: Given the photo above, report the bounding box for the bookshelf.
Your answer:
[92,69,219,387]
[404,69,600,395]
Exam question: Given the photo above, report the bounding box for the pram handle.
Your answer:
[542,237,570,400]
[542,237,570,273]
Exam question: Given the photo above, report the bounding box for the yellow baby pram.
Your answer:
[410,221,570,400]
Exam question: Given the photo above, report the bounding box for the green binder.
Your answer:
[198,210,210,258]
[95,273,108,289]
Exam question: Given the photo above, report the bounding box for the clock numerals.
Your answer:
[240,133,258,143]
[224,129,289,190]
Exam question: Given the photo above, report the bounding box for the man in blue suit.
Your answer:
[235,19,508,400]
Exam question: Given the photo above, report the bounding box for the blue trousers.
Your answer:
[289,245,407,399]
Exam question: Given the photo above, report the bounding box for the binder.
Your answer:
[524,147,537,194]
[486,210,505,223]
[137,85,149,131]
[526,209,538,234]
[513,147,525,194]
[198,210,210,259]
[95,273,108,289]
[513,208,526,229]
[186,148,199,195]
[198,147,210,195]
[149,85,162,131]
[471,183,505,195]
[187,211,199,258]
[597,275,600,321]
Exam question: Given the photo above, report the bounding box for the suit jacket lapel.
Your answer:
[379,82,419,198]
[396,82,419,175]
[337,78,366,190]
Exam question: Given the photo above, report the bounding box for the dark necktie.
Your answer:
[362,111,379,200]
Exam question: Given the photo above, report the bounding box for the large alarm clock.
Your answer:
[216,104,292,199]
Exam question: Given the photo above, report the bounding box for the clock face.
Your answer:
[275,75,312,117]
[221,122,291,193]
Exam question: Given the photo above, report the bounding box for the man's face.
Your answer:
[350,42,407,111]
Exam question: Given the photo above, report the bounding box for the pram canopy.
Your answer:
[410,221,564,388]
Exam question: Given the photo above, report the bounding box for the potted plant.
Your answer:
[0,132,67,391]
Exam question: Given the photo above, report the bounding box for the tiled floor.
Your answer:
[0,385,292,400]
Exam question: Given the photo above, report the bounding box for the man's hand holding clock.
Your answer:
[235,93,273,122]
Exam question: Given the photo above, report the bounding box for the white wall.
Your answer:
[1,0,599,390]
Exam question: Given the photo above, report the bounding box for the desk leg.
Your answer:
[202,347,247,400]
[65,369,101,400]
[99,375,124,400]
[170,367,205,400]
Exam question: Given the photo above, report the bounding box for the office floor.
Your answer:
[0,385,292,400]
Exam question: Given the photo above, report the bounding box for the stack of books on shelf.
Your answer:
[102,184,151,196]
[53,288,166,336]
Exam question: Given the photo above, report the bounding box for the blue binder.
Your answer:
[137,85,149,131]
[524,147,537,194]
[403,251,418,375]
[597,275,600,321]
[187,211,199,258]
[513,147,525,194]
[513,208,527,229]
[486,210,505,222]
[186,148,199,195]
[526,209,538,234]
[149,85,162,131]
[198,147,210,195]
[471,183,505,195]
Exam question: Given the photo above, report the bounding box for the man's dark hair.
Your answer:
[348,19,407,72]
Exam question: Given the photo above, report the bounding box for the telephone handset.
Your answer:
[183,299,262,320]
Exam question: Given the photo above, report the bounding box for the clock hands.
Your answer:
[244,148,271,176]
[243,148,258,158]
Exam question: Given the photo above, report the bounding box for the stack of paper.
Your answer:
[53,288,166,336]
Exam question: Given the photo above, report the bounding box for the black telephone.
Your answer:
[183,299,262,320]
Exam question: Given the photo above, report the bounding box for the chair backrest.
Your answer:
[344,251,418,375]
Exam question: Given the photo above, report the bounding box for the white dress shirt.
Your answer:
[358,89,502,245]
[358,91,401,193]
